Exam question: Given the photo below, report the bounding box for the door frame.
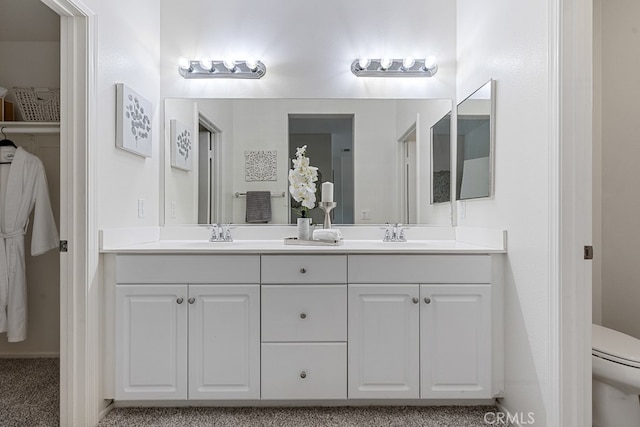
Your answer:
[549,0,593,425]
[40,0,96,425]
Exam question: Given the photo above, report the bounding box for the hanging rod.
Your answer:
[235,191,286,198]
[0,122,60,134]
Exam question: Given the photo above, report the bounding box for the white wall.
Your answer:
[160,0,456,100]
[457,0,550,423]
[84,0,162,229]
[599,0,640,339]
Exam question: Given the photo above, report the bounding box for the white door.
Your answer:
[420,284,492,398]
[188,284,260,399]
[115,285,188,400]
[348,284,420,398]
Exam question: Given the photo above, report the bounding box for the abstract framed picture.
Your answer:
[245,150,277,181]
[115,83,152,157]
[170,119,193,171]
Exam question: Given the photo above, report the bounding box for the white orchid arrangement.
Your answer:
[288,145,318,218]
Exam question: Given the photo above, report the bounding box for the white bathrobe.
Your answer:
[0,146,58,342]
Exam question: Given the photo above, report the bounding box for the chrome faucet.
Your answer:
[381,223,408,242]
[209,223,235,242]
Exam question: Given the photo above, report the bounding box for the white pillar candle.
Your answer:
[321,181,334,203]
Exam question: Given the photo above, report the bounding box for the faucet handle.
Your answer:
[222,223,235,241]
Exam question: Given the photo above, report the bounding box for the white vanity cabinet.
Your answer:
[114,255,261,401]
[348,255,494,399]
[260,255,348,400]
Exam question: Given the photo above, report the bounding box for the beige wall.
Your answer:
[599,0,640,338]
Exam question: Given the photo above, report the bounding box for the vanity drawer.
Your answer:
[261,342,347,400]
[348,255,492,284]
[262,285,347,342]
[261,255,347,284]
[116,255,260,284]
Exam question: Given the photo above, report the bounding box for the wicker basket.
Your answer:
[12,87,60,121]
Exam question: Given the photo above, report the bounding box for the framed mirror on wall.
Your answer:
[456,79,496,200]
[163,98,454,227]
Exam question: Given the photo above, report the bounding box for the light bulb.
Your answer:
[199,58,213,71]
[178,58,192,70]
[223,58,237,71]
[423,56,437,71]
[357,58,371,70]
[380,58,393,70]
[402,56,415,69]
[246,58,259,71]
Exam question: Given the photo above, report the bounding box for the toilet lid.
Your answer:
[592,324,640,368]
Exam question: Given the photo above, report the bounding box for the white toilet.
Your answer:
[592,324,640,427]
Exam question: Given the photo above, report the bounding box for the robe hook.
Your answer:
[0,127,5,139]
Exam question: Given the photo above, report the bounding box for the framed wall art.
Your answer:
[245,150,277,181]
[115,83,153,157]
[170,119,193,171]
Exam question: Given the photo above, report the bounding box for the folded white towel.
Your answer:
[313,228,342,241]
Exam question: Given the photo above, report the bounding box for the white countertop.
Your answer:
[100,238,504,254]
[100,226,507,254]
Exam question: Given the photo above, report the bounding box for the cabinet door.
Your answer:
[348,284,420,399]
[115,285,187,400]
[420,284,492,398]
[188,284,260,399]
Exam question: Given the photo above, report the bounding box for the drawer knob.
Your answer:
[300,268,307,274]
[412,297,419,304]
[300,313,307,319]
[424,297,431,304]
[300,371,307,379]
[188,297,195,304]
[176,297,184,304]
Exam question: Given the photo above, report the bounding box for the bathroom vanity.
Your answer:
[101,226,505,406]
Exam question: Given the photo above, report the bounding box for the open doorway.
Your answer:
[288,115,354,225]
[197,114,222,224]
[398,122,418,224]
[0,0,61,425]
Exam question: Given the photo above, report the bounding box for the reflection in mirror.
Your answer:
[431,111,452,204]
[456,79,495,200]
[163,98,453,226]
[288,115,354,225]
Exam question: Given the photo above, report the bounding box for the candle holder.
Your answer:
[319,202,337,229]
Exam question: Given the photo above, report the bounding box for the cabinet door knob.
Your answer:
[300,312,307,319]
[300,268,307,274]
[424,297,431,304]
[300,371,307,379]
[188,297,195,304]
[176,297,184,304]
[412,297,419,304]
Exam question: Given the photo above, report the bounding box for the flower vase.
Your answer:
[297,217,312,241]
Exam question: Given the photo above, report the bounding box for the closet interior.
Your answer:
[0,0,61,424]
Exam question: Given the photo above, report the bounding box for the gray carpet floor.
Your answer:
[0,358,60,427]
[100,405,505,426]
[0,359,507,426]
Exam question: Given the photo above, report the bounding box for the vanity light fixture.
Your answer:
[178,58,266,79]
[351,56,438,77]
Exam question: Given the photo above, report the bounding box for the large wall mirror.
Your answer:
[163,98,453,226]
[456,79,495,200]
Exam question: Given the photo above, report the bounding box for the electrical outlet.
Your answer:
[361,209,371,220]
[170,202,177,219]
[137,199,145,218]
